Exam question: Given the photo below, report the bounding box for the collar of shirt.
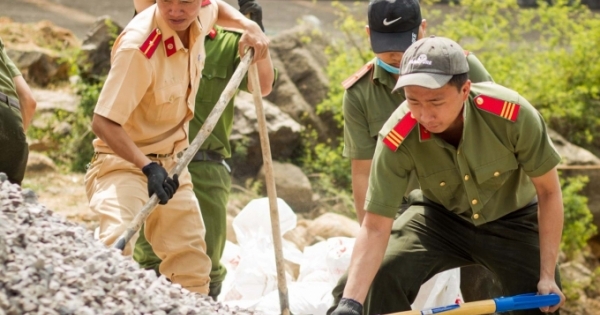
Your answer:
[372,63,398,90]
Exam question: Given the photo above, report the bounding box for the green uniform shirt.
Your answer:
[190,26,248,158]
[0,38,20,101]
[366,82,561,226]
[343,53,493,160]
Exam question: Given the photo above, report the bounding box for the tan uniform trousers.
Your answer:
[84,153,211,294]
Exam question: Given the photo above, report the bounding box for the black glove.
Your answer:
[331,298,363,315]
[238,0,264,32]
[142,162,179,205]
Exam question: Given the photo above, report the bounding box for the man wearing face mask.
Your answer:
[329,0,493,312]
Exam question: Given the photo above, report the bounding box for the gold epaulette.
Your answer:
[139,28,162,59]
[383,112,418,151]
[474,94,520,122]
[341,62,374,90]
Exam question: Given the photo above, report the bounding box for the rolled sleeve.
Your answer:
[94,48,152,125]
[343,90,376,159]
[365,139,412,218]
[513,95,562,177]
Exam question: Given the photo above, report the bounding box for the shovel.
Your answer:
[112,49,255,251]
[384,293,560,315]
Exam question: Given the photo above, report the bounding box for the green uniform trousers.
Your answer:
[134,160,231,298]
[328,190,561,315]
[0,101,27,185]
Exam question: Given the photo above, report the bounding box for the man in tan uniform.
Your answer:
[84,0,269,294]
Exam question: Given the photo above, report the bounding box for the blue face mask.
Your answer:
[376,58,400,75]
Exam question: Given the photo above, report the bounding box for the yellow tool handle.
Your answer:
[386,300,496,315]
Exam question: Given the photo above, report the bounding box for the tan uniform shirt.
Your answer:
[93,3,218,155]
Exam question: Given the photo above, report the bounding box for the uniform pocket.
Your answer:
[197,62,229,102]
[419,169,462,203]
[153,84,186,122]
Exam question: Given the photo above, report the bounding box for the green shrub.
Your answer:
[560,175,597,259]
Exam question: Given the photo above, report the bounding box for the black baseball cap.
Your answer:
[368,0,422,53]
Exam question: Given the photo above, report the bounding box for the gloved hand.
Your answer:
[142,162,179,205]
[238,0,264,32]
[331,298,363,315]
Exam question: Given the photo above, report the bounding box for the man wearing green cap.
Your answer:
[130,0,275,299]
[330,0,493,311]
[330,36,565,315]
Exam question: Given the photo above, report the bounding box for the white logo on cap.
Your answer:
[383,16,402,26]
[409,54,433,65]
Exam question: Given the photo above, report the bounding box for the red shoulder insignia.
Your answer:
[139,28,162,59]
[208,28,217,40]
[383,112,418,151]
[164,36,177,57]
[201,0,211,7]
[474,94,520,122]
[341,62,374,90]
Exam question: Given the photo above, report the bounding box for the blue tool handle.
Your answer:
[494,293,560,312]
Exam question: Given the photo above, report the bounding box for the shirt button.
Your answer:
[472,199,478,205]
[169,95,174,102]
[473,213,480,219]
[457,150,460,155]
[439,181,446,187]
[464,175,469,181]
[494,171,500,177]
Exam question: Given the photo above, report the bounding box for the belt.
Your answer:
[0,91,19,110]
[191,150,224,163]
[90,152,174,164]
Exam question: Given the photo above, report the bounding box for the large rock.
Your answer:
[230,91,302,177]
[549,129,600,165]
[267,24,338,141]
[256,161,313,213]
[79,16,124,81]
[307,212,359,241]
[25,152,57,175]
[6,50,70,86]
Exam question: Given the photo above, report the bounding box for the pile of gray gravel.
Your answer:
[0,173,253,315]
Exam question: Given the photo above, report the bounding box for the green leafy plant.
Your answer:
[560,175,597,260]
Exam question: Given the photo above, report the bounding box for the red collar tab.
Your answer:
[474,94,520,122]
[419,124,431,141]
[201,0,211,7]
[139,28,162,59]
[208,28,217,39]
[383,112,418,151]
[164,36,177,57]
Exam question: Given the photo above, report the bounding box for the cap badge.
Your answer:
[409,54,432,65]
[383,16,402,26]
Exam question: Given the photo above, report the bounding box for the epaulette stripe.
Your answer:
[342,62,374,90]
[139,29,162,59]
[383,112,417,151]
[475,95,520,122]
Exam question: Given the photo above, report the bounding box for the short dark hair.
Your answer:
[447,73,468,91]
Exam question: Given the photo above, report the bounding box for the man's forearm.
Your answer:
[351,159,372,225]
[13,75,36,130]
[248,50,274,96]
[537,190,564,280]
[91,114,151,169]
[343,214,393,303]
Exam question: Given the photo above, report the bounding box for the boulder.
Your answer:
[79,16,124,81]
[307,212,360,241]
[230,91,302,177]
[256,161,313,213]
[25,152,57,175]
[6,50,70,86]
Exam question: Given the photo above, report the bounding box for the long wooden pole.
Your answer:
[112,50,255,251]
[248,63,290,315]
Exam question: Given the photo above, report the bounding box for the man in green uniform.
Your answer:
[331,36,565,315]
[0,37,37,185]
[343,0,493,224]
[329,0,493,311]
[131,0,275,299]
